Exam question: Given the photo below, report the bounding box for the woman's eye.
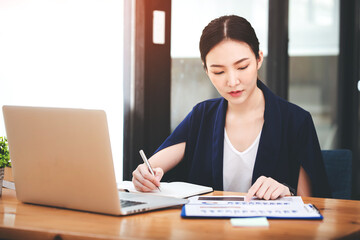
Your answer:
[238,65,248,70]
[214,71,224,75]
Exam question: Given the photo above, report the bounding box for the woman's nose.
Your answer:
[227,71,240,87]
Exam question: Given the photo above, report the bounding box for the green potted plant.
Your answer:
[0,136,11,196]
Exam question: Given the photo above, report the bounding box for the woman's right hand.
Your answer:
[132,163,164,192]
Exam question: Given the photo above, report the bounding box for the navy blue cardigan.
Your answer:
[155,80,331,198]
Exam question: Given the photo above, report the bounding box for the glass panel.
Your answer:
[288,0,340,149]
[171,0,269,130]
[0,0,124,180]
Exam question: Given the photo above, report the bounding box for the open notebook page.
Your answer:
[117,181,213,199]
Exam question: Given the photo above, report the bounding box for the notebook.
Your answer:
[2,105,188,216]
[118,181,213,198]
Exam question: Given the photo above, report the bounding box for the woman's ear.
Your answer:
[257,50,264,70]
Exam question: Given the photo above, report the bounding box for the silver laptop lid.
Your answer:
[3,106,122,215]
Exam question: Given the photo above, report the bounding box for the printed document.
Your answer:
[181,196,322,219]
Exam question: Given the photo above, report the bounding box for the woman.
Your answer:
[132,15,331,200]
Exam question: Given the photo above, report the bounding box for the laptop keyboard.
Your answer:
[120,199,146,208]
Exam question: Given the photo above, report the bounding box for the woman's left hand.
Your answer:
[245,176,291,201]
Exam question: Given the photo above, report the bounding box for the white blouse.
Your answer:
[223,128,261,192]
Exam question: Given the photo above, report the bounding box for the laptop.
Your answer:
[2,105,188,215]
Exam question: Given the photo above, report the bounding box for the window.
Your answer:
[288,0,340,149]
[0,0,124,181]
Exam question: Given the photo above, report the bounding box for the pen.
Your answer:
[139,149,161,191]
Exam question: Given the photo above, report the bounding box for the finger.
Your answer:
[132,177,153,192]
[279,185,291,198]
[139,164,164,189]
[138,164,155,180]
[263,182,279,200]
[133,173,158,191]
[132,165,148,181]
[245,186,257,202]
[245,176,266,201]
[132,177,145,191]
[245,177,263,201]
[255,178,272,199]
[133,166,158,191]
[139,165,162,188]
[270,186,284,200]
[153,168,164,185]
[139,175,158,191]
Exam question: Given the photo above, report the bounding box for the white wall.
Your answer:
[0,0,124,181]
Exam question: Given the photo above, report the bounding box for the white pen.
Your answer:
[139,149,161,191]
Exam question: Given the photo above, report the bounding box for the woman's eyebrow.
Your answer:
[209,58,249,68]
[233,58,249,65]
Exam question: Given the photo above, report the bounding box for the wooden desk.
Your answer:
[0,188,359,240]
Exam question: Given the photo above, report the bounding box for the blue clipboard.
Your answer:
[180,203,323,220]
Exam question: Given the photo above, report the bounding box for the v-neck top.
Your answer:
[223,128,262,192]
[154,80,331,198]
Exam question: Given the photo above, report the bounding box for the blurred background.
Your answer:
[0,0,359,199]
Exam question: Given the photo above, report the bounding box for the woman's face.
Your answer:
[205,39,263,106]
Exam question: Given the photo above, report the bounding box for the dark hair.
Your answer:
[199,15,260,69]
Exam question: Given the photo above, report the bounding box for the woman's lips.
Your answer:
[229,90,243,97]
